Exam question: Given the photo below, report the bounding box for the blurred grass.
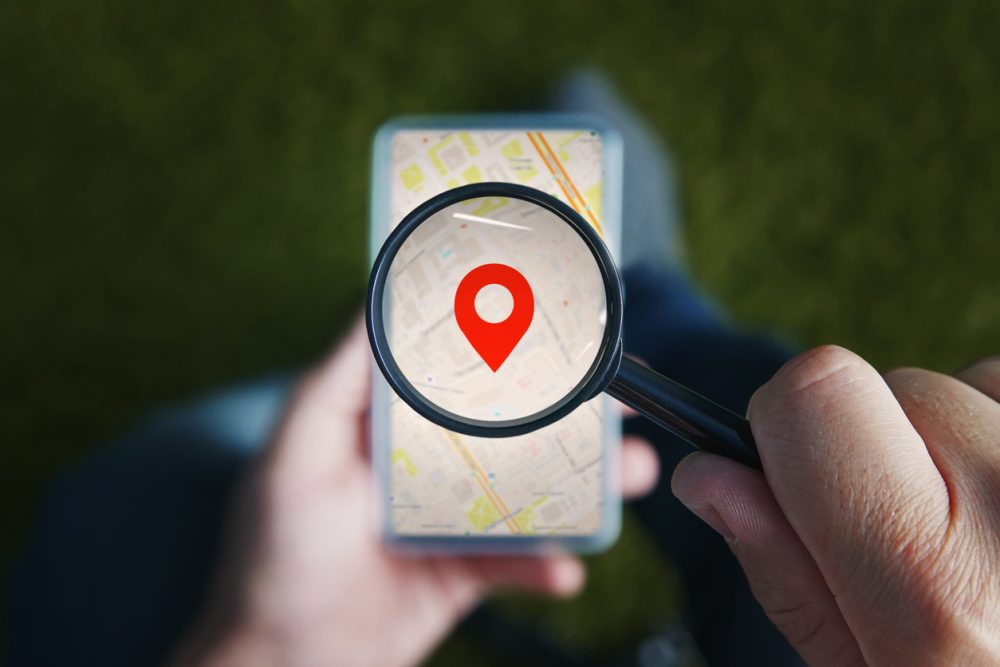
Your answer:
[2,0,1000,662]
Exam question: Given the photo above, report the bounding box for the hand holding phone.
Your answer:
[169,319,660,667]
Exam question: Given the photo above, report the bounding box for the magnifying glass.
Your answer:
[366,182,761,469]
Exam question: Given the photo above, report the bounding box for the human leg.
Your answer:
[5,374,295,667]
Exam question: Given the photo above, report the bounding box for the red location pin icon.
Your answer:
[454,263,534,372]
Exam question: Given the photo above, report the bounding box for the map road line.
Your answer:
[444,430,522,535]
[536,132,604,235]
[526,132,581,217]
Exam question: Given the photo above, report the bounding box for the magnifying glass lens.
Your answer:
[382,195,608,427]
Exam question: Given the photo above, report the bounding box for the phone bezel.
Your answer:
[369,114,624,554]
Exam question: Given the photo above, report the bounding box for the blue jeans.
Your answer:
[6,263,801,667]
[622,264,800,666]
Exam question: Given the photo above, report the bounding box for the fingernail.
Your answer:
[678,500,736,543]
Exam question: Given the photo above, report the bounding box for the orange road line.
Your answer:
[446,433,508,529]
[526,132,580,214]
[445,430,521,534]
[454,434,520,532]
[451,436,520,534]
[536,132,604,235]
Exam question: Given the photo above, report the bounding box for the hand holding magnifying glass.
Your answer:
[367,183,760,469]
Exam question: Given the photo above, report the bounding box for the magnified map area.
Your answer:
[385,196,607,422]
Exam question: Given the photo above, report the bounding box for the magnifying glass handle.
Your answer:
[607,357,761,470]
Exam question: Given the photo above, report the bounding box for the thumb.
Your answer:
[268,316,371,484]
[672,452,865,665]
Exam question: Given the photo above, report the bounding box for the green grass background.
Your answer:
[3,0,999,662]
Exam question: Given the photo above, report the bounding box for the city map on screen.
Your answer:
[382,128,616,537]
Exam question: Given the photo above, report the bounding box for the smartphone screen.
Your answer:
[370,117,623,551]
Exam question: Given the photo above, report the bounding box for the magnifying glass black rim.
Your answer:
[366,182,624,438]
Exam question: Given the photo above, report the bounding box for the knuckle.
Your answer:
[883,366,949,391]
[882,366,938,400]
[752,345,872,425]
[963,355,1000,371]
[957,356,1000,391]
[883,366,931,385]
[886,366,987,412]
[779,345,867,396]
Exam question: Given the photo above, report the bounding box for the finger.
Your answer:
[464,554,585,597]
[672,452,865,665]
[885,367,1000,515]
[302,314,371,418]
[615,399,639,418]
[747,346,950,659]
[269,315,371,481]
[620,436,659,498]
[956,356,1000,403]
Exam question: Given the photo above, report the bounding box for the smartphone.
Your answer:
[369,114,624,553]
